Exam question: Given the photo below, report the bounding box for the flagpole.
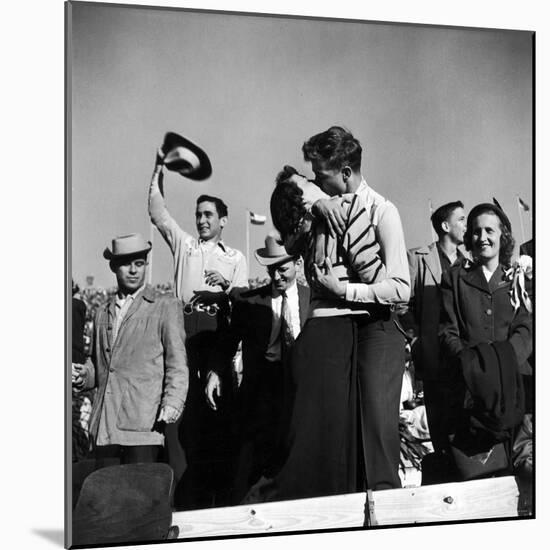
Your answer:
[148,222,154,285]
[428,199,437,242]
[516,195,526,245]
[245,209,250,269]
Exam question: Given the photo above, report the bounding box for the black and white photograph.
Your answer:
[64,1,537,547]
[6,1,546,549]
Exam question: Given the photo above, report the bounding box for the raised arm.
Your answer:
[148,154,193,255]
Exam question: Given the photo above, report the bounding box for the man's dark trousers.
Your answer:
[356,308,405,491]
[166,309,234,510]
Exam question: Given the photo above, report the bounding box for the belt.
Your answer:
[182,301,220,316]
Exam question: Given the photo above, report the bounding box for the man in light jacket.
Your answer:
[73,233,188,464]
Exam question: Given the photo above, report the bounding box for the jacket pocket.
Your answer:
[116,378,162,432]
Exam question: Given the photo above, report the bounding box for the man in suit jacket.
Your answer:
[205,233,310,503]
[406,201,467,458]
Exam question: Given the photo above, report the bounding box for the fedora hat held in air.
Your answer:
[161,131,212,181]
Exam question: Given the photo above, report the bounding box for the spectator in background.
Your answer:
[405,201,467,480]
[73,233,188,467]
[72,279,92,462]
[72,280,87,366]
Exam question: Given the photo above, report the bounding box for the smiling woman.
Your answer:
[439,202,532,481]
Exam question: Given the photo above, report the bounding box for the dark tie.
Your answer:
[280,291,295,351]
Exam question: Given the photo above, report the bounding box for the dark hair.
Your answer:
[464,204,515,267]
[270,166,306,241]
[196,195,228,218]
[302,126,362,172]
[430,201,464,236]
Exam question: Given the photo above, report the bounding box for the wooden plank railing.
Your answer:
[172,476,519,539]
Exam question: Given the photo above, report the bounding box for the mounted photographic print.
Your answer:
[66,1,534,547]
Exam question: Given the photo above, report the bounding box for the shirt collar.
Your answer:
[436,242,464,265]
[356,177,368,195]
[116,284,145,304]
[198,238,227,252]
[271,280,298,299]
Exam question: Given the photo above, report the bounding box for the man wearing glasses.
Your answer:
[205,234,310,503]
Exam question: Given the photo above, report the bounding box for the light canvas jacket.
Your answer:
[84,285,188,446]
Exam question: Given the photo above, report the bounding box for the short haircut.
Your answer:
[270,166,307,241]
[430,201,464,236]
[302,125,362,172]
[196,195,228,218]
[464,205,515,267]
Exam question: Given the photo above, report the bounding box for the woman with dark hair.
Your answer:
[247,165,393,502]
[439,203,532,479]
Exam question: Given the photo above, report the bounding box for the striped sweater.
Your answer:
[304,191,388,317]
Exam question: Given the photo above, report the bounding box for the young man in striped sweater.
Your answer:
[302,126,410,492]
[270,126,410,496]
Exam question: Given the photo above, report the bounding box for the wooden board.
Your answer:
[173,476,519,539]
[369,476,519,526]
[173,491,366,538]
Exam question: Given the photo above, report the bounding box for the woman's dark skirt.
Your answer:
[265,315,359,501]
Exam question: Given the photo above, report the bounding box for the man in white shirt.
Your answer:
[205,234,310,503]
[148,139,248,509]
[301,126,410,491]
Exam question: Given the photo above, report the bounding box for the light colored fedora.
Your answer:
[103,233,152,260]
[254,233,294,266]
[161,131,212,181]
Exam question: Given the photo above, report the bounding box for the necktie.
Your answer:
[280,291,295,352]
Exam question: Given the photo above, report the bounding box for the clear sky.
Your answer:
[69,3,533,288]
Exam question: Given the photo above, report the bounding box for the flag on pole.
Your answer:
[517,196,530,212]
[249,211,267,225]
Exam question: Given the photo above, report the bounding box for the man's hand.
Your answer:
[312,258,347,299]
[205,371,222,411]
[312,197,350,238]
[155,147,166,169]
[72,363,86,391]
[157,404,180,424]
[204,270,229,290]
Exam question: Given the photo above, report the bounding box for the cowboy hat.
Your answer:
[254,233,295,266]
[161,131,212,181]
[103,233,152,260]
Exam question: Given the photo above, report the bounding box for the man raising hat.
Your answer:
[148,134,248,509]
[72,233,188,465]
[205,233,310,503]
